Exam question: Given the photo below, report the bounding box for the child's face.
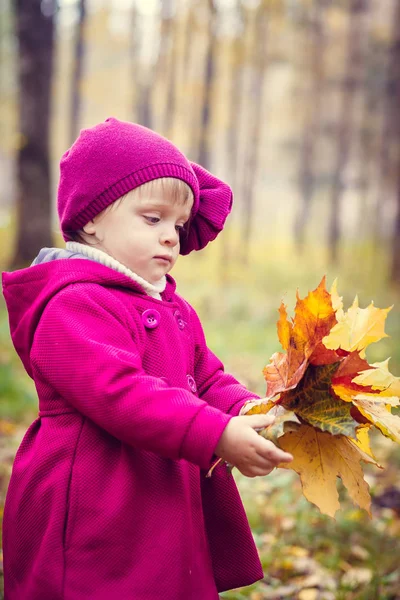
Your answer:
[83,181,193,284]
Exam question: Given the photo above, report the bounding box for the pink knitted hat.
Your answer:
[57,118,233,255]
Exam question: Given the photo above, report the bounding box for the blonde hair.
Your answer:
[66,177,194,246]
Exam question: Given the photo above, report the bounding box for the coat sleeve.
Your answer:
[190,306,260,415]
[30,285,231,469]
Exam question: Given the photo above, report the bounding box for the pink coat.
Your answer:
[2,256,263,599]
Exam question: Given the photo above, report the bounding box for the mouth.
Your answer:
[154,255,173,264]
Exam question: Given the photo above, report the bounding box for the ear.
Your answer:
[82,220,96,235]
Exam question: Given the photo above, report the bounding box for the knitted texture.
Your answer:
[58,118,233,254]
[2,259,262,599]
[180,162,233,255]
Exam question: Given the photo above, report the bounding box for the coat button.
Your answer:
[174,310,185,330]
[187,374,197,393]
[142,309,160,329]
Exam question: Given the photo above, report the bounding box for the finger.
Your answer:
[249,455,277,470]
[255,439,293,463]
[241,466,274,478]
[244,414,275,429]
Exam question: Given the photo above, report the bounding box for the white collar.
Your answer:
[66,242,166,299]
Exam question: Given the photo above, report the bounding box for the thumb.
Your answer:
[243,414,275,430]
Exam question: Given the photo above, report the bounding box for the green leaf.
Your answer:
[281,363,358,438]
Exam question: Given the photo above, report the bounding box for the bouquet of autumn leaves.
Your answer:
[243,277,400,518]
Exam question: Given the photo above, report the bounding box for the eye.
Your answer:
[144,216,160,224]
[175,224,184,232]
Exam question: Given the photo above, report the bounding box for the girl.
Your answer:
[2,118,292,599]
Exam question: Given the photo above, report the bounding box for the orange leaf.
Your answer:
[264,277,337,395]
[308,342,341,366]
[334,351,371,378]
[293,277,337,355]
[263,351,308,396]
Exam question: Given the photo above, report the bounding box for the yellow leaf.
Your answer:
[323,298,392,355]
[277,302,292,351]
[332,383,355,403]
[277,424,376,517]
[242,397,278,416]
[353,396,400,443]
[349,426,377,461]
[352,359,400,399]
[330,278,344,319]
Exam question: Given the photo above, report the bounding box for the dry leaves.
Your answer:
[246,277,400,517]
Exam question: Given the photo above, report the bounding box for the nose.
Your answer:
[160,223,179,247]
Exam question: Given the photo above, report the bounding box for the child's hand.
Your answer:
[214,415,293,478]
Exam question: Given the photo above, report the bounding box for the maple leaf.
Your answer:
[281,362,359,437]
[277,423,381,518]
[351,425,379,462]
[352,395,400,442]
[233,277,399,517]
[352,359,400,399]
[244,397,280,415]
[263,277,337,396]
[330,279,344,319]
[323,297,392,357]
[259,407,301,445]
[332,355,400,407]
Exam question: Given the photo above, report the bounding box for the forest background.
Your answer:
[1,0,400,598]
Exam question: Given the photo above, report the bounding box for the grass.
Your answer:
[1,228,400,599]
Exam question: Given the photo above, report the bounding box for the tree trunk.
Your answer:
[328,0,369,263]
[69,0,86,145]
[389,1,400,283]
[357,35,379,239]
[241,3,268,264]
[294,0,325,251]
[11,0,55,269]
[376,0,400,249]
[198,0,217,170]
[220,1,245,281]
[392,166,400,283]
[134,8,152,129]
[163,3,179,138]
[227,1,245,198]
[153,0,174,135]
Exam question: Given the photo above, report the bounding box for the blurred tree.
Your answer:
[227,0,245,198]
[183,1,209,161]
[241,1,269,264]
[389,0,400,283]
[218,0,245,280]
[358,35,383,237]
[11,0,55,268]
[294,0,326,251]
[373,4,398,244]
[198,0,217,170]
[183,0,196,75]
[328,0,369,263]
[135,5,153,129]
[161,0,178,136]
[70,0,86,145]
